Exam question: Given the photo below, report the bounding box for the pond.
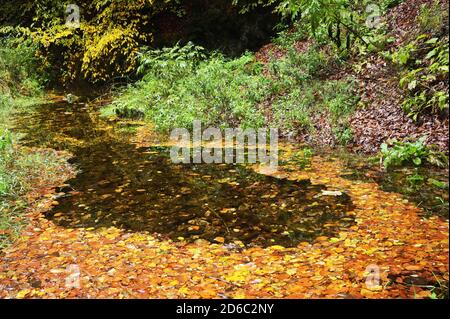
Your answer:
[13,98,448,248]
[13,99,355,247]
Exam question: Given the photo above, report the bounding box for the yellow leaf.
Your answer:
[286,268,297,275]
[16,289,31,298]
[269,245,285,251]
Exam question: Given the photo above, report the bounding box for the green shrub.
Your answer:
[0,142,71,248]
[392,34,449,120]
[271,78,357,142]
[322,80,358,118]
[0,36,45,96]
[0,35,51,248]
[137,42,207,77]
[268,45,330,92]
[242,0,402,54]
[380,137,449,169]
[1,0,181,84]
[107,44,271,132]
[321,79,358,145]
[271,88,314,133]
[417,0,449,35]
[427,177,449,190]
[107,29,358,143]
[288,147,314,169]
[273,21,309,49]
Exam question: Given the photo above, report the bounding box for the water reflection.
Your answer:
[14,101,355,247]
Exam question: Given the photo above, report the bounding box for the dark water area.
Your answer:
[12,100,356,247]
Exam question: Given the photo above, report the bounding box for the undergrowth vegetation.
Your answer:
[105,43,271,132]
[0,0,179,84]
[0,36,45,98]
[389,0,449,121]
[0,37,68,248]
[0,136,70,248]
[392,34,449,120]
[0,0,448,299]
[0,0,279,84]
[106,37,359,144]
[380,137,448,169]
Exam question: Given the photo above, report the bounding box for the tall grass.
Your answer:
[0,36,44,97]
[0,37,45,132]
[0,37,63,248]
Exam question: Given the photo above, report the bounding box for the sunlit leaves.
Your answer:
[0,148,448,299]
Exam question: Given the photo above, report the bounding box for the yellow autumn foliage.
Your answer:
[18,0,179,84]
[81,26,143,81]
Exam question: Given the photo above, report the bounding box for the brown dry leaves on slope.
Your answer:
[348,0,449,153]
[0,144,447,299]
[255,0,449,153]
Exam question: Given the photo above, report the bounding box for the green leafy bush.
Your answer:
[268,45,330,91]
[417,0,449,35]
[108,37,358,144]
[427,177,449,190]
[380,137,448,169]
[137,42,207,76]
[392,34,449,120]
[333,126,354,145]
[106,43,271,132]
[271,77,358,142]
[237,0,401,55]
[0,140,72,248]
[1,0,281,84]
[0,0,182,84]
[0,34,55,248]
[288,147,314,168]
[271,88,314,133]
[0,36,45,96]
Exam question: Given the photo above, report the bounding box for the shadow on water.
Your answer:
[13,100,355,247]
